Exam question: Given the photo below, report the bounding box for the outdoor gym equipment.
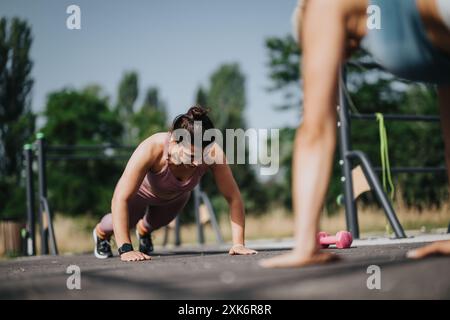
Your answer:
[337,61,446,239]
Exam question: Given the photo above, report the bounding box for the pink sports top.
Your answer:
[138,133,209,201]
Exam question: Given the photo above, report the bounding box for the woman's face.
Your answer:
[169,142,215,168]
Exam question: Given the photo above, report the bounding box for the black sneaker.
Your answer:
[136,229,154,255]
[93,228,113,259]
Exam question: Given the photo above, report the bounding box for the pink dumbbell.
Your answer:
[317,231,353,249]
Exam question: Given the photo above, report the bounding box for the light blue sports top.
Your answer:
[360,0,450,85]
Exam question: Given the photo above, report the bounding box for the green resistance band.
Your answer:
[375,113,395,200]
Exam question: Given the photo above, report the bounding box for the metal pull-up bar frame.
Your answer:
[338,63,445,239]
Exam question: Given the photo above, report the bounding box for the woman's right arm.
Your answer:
[111,136,158,261]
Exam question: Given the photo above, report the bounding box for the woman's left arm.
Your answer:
[210,158,257,255]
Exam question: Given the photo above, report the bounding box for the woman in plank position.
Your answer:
[261,0,450,268]
[94,106,257,261]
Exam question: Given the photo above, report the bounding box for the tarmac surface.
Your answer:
[1,236,450,299]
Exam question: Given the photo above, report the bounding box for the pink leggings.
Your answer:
[98,192,191,236]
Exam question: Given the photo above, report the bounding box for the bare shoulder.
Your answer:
[142,132,169,146]
[135,132,168,162]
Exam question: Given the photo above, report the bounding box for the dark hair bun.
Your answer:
[171,105,215,148]
[186,105,210,120]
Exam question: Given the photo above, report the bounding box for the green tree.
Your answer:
[208,64,246,130]
[195,86,208,108]
[266,35,301,111]
[264,127,296,210]
[41,88,124,216]
[201,63,268,214]
[0,18,35,219]
[116,71,139,144]
[131,87,168,142]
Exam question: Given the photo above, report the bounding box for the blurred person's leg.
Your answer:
[260,0,349,268]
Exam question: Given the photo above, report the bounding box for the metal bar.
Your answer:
[347,61,382,70]
[338,67,360,239]
[193,186,204,245]
[47,145,135,152]
[47,155,130,161]
[162,227,169,247]
[347,151,407,238]
[350,113,440,122]
[24,145,36,256]
[40,197,59,255]
[36,133,49,255]
[373,166,447,174]
[200,192,224,244]
[174,216,181,246]
[346,60,418,84]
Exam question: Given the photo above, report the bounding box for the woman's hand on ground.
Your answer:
[259,250,339,268]
[228,244,257,255]
[120,250,151,262]
[407,240,450,259]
